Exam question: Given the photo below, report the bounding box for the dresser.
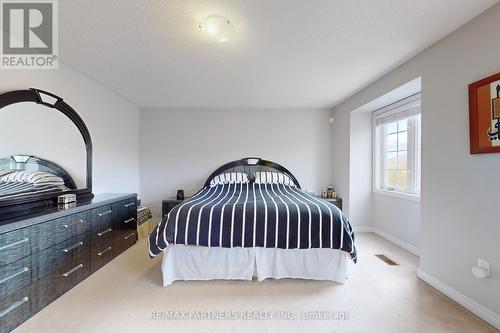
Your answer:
[0,193,137,332]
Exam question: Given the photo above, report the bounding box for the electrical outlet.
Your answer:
[477,258,490,274]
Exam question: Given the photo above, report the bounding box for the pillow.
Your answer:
[254,171,295,186]
[210,172,249,187]
[0,170,65,186]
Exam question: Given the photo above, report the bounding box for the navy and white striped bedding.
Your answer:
[149,183,357,262]
[0,170,65,185]
[0,170,69,199]
[0,182,69,198]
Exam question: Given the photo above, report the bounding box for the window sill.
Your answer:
[373,189,420,202]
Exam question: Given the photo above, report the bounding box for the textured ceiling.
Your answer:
[60,0,498,108]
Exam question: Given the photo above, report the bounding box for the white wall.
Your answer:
[348,110,372,228]
[332,3,500,324]
[332,107,351,215]
[348,105,420,249]
[346,80,422,250]
[140,108,335,217]
[0,63,140,194]
[372,195,420,250]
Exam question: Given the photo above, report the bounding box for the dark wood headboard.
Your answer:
[0,155,77,189]
[203,157,301,189]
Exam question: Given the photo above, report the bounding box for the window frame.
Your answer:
[373,93,421,201]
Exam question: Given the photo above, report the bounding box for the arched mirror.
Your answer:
[0,88,93,218]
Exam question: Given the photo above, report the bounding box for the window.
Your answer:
[374,94,421,198]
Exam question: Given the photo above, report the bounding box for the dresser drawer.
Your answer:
[70,211,90,226]
[117,214,137,230]
[91,205,113,232]
[122,197,137,218]
[112,199,137,229]
[0,228,31,266]
[30,255,91,314]
[112,199,137,234]
[113,230,137,257]
[32,213,89,252]
[0,257,32,300]
[0,286,32,333]
[91,236,114,273]
[30,233,91,315]
[90,212,113,271]
[33,232,90,281]
[91,224,113,244]
[52,214,89,246]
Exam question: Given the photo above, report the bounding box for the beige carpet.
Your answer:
[15,233,497,333]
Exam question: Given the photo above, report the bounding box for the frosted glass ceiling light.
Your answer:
[199,15,233,43]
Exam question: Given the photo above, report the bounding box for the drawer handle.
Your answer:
[97,210,112,217]
[124,232,136,240]
[0,296,29,318]
[97,228,112,237]
[124,202,136,208]
[0,237,28,251]
[62,219,86,228]
[0,267,29,285]
[62,264,83,277]
[124,218,135,224]
[97,247,112,256]
[62,241,84,253]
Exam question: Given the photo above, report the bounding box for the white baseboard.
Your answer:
[353,226,419,256]
[353,226,374,233]
[417,269,500,330]
[371,227,419,256]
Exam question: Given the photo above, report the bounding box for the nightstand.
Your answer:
[162,196,186,218]
[317,196,342,210]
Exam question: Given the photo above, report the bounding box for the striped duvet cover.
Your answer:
[149,183,357,262]
[0,181,69,199]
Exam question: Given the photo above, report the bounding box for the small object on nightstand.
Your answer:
[327,185,335,199]
[322,191,327,198]
[177,189,185,200]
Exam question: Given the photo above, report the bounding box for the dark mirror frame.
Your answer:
[0,88,94,217]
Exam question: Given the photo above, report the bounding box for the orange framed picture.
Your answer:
[469,72,500,154]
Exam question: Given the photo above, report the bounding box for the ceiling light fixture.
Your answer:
[198,15,233,43]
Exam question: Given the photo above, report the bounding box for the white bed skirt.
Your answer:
[161,245,350,286]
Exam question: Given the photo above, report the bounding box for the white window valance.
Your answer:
[374,93,421,125]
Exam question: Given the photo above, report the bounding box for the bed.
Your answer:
[148,158,357,286]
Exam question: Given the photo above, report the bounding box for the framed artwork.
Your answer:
[469,72,500,154]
